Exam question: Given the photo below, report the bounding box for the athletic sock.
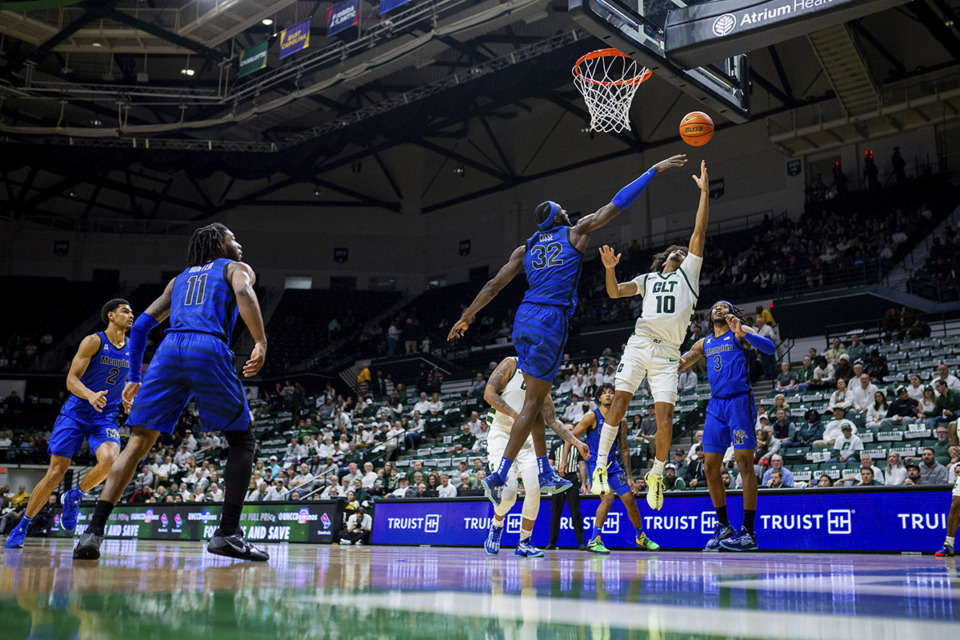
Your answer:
[715,506,729,527]
[536,456,549,476]
[519,529,532,542]
[591,526,602,541]
[88,500,115,536]
[16,515,32,529]
[651,459,665,476]
[596,421,619,467]
[635,526,645,539]
[743,509,756,533]
[947,536,955,547]
[496,457,514,481]
[492,519,503,531]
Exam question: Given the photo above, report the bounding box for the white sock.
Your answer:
[651,459,665,476]
[595,421,620,467]
[493,518,504,530]
[520,529,532,541]
[947,536,955,546]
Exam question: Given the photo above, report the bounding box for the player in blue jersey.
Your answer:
[448,154,688,507]
[4,300,134,549]
[678,301,777,551]
[564,383,659,553]
[73,223,268,561]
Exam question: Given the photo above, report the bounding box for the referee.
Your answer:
[546,437,586,550]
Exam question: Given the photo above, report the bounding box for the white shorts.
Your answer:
[487,426,537,480]
[615,334,680,404]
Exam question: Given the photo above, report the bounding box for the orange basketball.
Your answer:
[679,111,714,146]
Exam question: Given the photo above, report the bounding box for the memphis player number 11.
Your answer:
[184,273,207,306]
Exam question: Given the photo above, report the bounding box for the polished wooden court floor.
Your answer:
[1,539,957,639]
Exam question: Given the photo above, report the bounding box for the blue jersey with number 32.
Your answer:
[703,331,751,398]
[521,226,583,313]
[168,258,239,341]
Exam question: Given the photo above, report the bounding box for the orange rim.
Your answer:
[572,48,652,87]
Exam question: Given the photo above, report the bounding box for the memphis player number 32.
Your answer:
[530,243,564,269]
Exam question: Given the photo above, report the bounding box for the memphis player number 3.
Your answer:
[184,273,207,306]
[530,243,564,269]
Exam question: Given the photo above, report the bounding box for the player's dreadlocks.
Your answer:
[649,244,687,273]
[186,223,229,267]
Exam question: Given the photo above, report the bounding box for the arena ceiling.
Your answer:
[1,0,959,226]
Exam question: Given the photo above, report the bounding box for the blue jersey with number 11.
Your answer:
[168,258,239,341]
[521,226,583,313]
[703,330,752,398]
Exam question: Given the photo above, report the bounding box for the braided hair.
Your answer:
[186,223,228,267]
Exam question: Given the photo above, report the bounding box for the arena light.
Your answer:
[262,17,274,26]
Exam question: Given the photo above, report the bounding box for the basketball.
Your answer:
[679,111,714,146]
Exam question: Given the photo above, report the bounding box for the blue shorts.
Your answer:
[586,460,631,497]
[703,393,757,454]
[48,412,121,459]
[127,332,250,434]
[512,303,570,382]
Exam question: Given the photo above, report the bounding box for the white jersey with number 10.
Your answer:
[628,252,702,350]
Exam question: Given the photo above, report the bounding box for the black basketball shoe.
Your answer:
[73,532,104,560]
[207,529,269,562]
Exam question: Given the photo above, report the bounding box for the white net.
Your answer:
[572,49,648,133]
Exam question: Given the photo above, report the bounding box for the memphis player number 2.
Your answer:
[530,243,564,269]
[184,273,207,306]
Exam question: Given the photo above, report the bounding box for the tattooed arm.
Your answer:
[543,394,592,460]
[483,358,519,419]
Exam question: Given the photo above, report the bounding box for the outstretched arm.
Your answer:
[483,358,519,419]
[679,338,706,372]
[688,160,710,257]
[448,245,525,340]
[572,155,688,239]
[599,245,639,298]
[230,262,267,377]
[725,315,776,355]
[543,395,591,460]
[562,412,596,467]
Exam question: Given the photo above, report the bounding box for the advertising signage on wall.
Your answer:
[54,502,343,544]
[371,488,953,552]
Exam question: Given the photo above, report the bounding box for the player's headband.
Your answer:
[538,201,559,230]
[712,300,735,313]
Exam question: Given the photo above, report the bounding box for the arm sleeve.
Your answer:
[742,331,776,355]
[611,168,656,210]
[127,313,160,383]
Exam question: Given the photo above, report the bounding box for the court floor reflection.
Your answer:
[1,541,957,640]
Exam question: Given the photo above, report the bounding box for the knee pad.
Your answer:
[520,466,541,520]
[224,429,256,453]
[495,475,520,517]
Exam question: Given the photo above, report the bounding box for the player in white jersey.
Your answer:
[592,160,710,511]
[482,355,589,557]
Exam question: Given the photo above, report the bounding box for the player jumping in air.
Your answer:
[448,154,688,507]
[482,355,588,557]
[591,159,710,511]
[5,300,134,549]
[73,223,268,561]
[678,301,777,551]
[565,383,659,554]
[935,466,960,556]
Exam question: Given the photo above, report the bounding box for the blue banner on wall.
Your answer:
[279,18,311,59]
[380,0,411,14]
[327,0,359,36]
[371,488,953,551]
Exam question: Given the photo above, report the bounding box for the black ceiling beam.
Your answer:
[906,0,960,60]
[413,138,513,182]
[22,174,86,209]
[99,8,222,59]
[477,114,514,177]
[314,177,401,211]
[766,45,795,101]
[750,70,795,107]
[850,21,905,77]
[371,152,404,201]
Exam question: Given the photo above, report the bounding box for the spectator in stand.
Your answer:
[387,320,401,356]
[466,373,486,399]
[866,391,889,428]
[562,395,587,424]
[245,481,268,501]
[865,350,889,382]
[771,408,794,441]
[663,464,686,491]
[437,473,457,497]
[686,429,705,462]
[881,452,905,485]
[671,448,689,481]
[906,374,924,402]
[919,447,949,485]
[829,378,854,412]
[846,332,867,364]
[829,424,863,465]
[572,371,587,398]
[677,367,697,393]
[904,463,922,486]
[411,392,431,416]
[932,426,954,466]
[817,406,857,447]
[857,453,884,483]
[809,356,835,390]
[755,427,780,469]
[880,386,919,429]
[932,363,960,395]
[824,337,846,365]
[465,411,483,437]
[341,506,372,545]
[684,446,706,488]
[557,372,574,396]
[763,453,795,487]
[795,355,816,391]
[266,479,289,501]
[402,318,420,355]
[426,391,444,415]
[848,373,878,414]
[755,317,778,380]
[208,483,224,502]
[775,361,799,394]
[834,354,855,384]
[917,385,938,423]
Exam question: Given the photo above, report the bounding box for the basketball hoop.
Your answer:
[572,48,652,134]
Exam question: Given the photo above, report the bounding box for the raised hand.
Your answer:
[599,245,621,269]
[87,390,108,413]
[653,154,688,173]
[693,159,708,192]
[725,313,742,334]
[447,319,469,341]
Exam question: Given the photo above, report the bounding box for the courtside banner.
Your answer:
[238,40,269,78]
[379,0,411,14]
[53,501,343,544]
[371,487,953,552]
[279,18,311,60]
[327,0,358,36]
